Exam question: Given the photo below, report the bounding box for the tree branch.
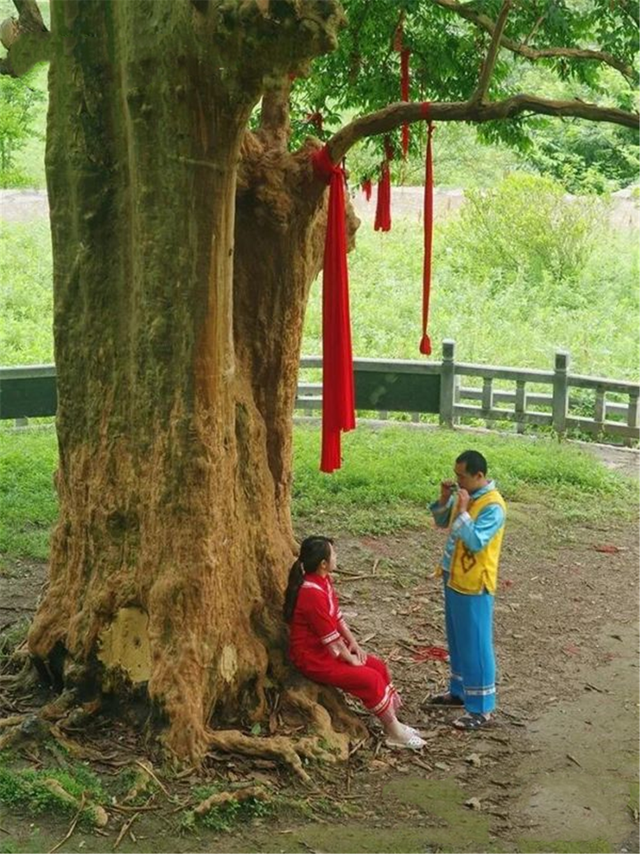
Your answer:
[430,0,638,84]
[257,76,292,150]
[472,0,512,105]
[327,96,639,162]
[0,0,49,77]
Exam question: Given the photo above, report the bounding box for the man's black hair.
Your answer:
[456,449,487,476]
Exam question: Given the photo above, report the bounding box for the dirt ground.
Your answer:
[1,472,639,853]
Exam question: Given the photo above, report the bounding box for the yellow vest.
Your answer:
[440,489,506,595]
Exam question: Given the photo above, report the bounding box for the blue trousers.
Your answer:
[444,580,496,714]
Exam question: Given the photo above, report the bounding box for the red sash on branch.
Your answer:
[311,146,356,473]
[400,47,411,157]
[375,136,394,233]
[374,161,391,232]
[420,102,435,356]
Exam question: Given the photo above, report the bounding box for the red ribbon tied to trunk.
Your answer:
[420,102,435,356]
[311,145,356,473]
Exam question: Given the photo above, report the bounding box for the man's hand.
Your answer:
[439,479,456,505]
[457,487,470,512]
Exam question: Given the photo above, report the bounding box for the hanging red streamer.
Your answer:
[361,178,372,201]
[400,47,411,158]
[374,161,391,232]
[311,146,356,473]
[420,102,434,356]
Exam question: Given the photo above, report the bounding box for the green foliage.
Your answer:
[0,73,45,186]
[292,0,639,192]
[442,173,603,296]
[0,221,53,366]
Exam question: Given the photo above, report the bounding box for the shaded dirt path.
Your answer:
[1,492,638,852]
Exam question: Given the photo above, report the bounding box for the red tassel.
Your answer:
[311,146,356,473]
[420,103,435,356]
[400,47,411,158]
[419,334,432,356]
[305,111,324,133]
[374,161,392,232]
[361,178,372,201]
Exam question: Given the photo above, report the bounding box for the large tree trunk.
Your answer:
[27,0,358,763]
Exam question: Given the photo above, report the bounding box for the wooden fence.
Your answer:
[1,341,638,444]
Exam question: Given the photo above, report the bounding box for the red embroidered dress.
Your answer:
[289,574,399,718]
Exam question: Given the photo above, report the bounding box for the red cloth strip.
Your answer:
[400,48,411,158]
[311,146,356,473]
[361,178,372,201]
[420,102,434,356]
[374,161,392,232]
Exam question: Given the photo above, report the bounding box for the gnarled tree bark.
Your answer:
[26,0,359,763]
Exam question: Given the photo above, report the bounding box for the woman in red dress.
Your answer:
[284,536,425,750]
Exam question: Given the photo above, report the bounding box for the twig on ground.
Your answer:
[113,811,140,850]
[134,759,170,798]
[48,793,86,854]
[348,737,368,758]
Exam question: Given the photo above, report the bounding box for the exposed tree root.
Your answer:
[194,784,270,816]
[282,685,367,762]
[41,779,108,828]
[208,730,318,782]
[0,693,104,758]
[208,682,371,782]
[0,652,38,689]
[0,714,25,729]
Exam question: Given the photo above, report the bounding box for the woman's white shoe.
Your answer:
[386,733,426,750]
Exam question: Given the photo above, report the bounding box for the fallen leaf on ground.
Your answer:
[563,644,580,656]
[593,544,621,554]
[464,797,482,810]
[411,646,449,662]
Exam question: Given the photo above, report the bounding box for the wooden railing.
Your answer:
[1,341,638,444]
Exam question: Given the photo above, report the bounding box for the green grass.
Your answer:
[0,428,57,564]
[302,215,639,382]
[1,174,638,382]
[0,221,52,366]
[293,423,638,533]
[0,423,636,563]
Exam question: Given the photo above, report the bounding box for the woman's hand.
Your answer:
[349,642,367,665]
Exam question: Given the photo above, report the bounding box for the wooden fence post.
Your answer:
[552,350,570,436]
[440,339,456,427]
